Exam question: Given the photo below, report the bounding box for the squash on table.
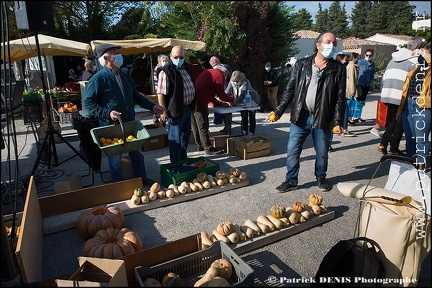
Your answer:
[76,205,124,240]
[216,221,234,236]
[270,205,286,219]
[292,201,307,213]
[309,193,323,205]
[194,266,219,287]
[211,258,233,281]
[81,227,142,259]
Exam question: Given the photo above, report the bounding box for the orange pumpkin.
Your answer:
[309,193,323,205]
[216,221,234,236]
[292,201,307,213]
[76,205,124,240]
[81,227,142,259]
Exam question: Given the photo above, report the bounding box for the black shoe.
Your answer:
[205,146,223,155]
[317,176,329,191]
[219,129,229,135]
[329,146,335,152]
[142,177,156,186]
[348,120,356,126]
[388,149,404,156]
[275,180,298,193]
[196,146,204,152]
[377,145,388,155]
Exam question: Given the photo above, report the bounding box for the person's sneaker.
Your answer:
[388,149,404,156]
[275,180,298,193]
[317,176,329,191]
[205,146,223,155]
[370,127,382,138]
[377,145,388,155]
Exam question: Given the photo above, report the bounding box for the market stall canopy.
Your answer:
[412,18,431,30]
[89,38,206,56]
[1,34,90,62]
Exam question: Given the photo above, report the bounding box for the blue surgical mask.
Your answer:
[265,67,271,71]
[172,59,184,67]
[162,61,168,67]
[92,65,97,72]
[321,44,335,59]
[113,54,123,68]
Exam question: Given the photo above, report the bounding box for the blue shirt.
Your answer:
[357,59,375,87]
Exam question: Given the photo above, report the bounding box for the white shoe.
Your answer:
[370,128,382,138]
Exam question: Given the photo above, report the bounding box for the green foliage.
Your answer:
[350,1,373,38]
[291,8,313,31]
[372,47,391,72]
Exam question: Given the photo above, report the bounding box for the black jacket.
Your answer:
[274,54,346,129]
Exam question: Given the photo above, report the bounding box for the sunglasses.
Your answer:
[365,54,372,57]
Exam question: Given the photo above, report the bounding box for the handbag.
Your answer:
[375,100,388,127]
[348,97,363,119]
[338,182,431,286]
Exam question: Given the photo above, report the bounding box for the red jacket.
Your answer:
[195,69,234,107]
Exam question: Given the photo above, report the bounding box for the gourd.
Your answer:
[141,195,150,204]
[310,204,322,215]
[189,182,199,192]
[240,225,255,238]
[81,227,142,259]
[157,190,166,198]
[212,230,230,244]
[256,221,269,233]
[168,184,180,195]
[267,214,284,229]
[286,210,301,224]
[226,232,239,244]
[149,191,158,200]
[202,181,211,189]
[320,204,327,213]
[192,179,204,190]
[215,171,226,179]
[207,174,217,187]
[194,266,219,287]
[161,272,187,287]
[301,210,314,220]
[270,205,286,219]
[216,221,234,236]
[278,217,290,226]
[244,219,260,235]
[200,231,214,248]
[256,215,276,231]
[165,189,175,198]
[150,182,160,193]
[238,172,247,181]
[131,194,141,205]
[76,205,125,240]
[211,258,233,281]
[196,172,208,184]
[229,167,240,177]
[309,193,323,205]
[207,276,230,287]
[134,188,143,197]
[292,201,307,213]
[232,223,246,241]
[178,185,188,194]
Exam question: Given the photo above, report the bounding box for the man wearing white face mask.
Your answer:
[356,48,376,123]
[84,43,166,186]
[157,46,197,163]
[266,31,346,193]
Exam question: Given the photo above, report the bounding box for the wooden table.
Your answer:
[208,105,261,136]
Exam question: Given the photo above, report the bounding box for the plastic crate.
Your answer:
[134,241,254,287]
[160,157,220,187]
[90,118,150,157]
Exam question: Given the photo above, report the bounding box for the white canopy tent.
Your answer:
[412,19,431,31]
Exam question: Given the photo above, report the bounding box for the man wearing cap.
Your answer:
[84,43,165,186]
[157,45,196,163]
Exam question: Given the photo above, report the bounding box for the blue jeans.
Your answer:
[403,97,431,166]
[168,106,191,163]
[285,110,331,185]
[99,120,147,183]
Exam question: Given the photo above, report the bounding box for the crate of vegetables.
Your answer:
[134,241,254,287]
[91,117,150,157]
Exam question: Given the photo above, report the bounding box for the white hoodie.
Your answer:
[380,48,418,105]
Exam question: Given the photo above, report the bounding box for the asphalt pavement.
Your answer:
[1,91,430,286]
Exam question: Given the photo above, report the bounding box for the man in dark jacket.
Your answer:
[263,62,279,110]
[84,43,165,185]
[157,46,197,163]
[266,31,346,192]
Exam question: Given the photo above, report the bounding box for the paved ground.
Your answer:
[1,91,430,286]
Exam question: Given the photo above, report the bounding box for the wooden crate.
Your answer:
[234,136,271,160]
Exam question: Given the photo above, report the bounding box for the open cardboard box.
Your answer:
[5,176,202,286]
[56,258,128,287]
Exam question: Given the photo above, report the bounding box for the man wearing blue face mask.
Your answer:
[356,48,376,122]
[266,31,346,193]
[84,43,166,187]
[157,46,197,163]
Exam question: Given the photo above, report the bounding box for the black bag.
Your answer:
[313,237,385,287]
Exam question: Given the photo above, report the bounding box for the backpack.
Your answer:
[313,237,385,287]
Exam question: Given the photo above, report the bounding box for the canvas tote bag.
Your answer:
[338,182,431,287]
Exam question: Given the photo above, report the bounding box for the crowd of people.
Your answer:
[82,32,430,189]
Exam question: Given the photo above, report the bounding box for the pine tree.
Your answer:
[350,1,373,38]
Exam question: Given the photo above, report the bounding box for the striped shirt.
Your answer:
[157,68,195,105]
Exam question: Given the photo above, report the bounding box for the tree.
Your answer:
[350,1,373,38]
[291,8,313,31]
[327,1,349,38]
[313,3,329,32]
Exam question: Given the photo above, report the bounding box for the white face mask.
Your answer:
[321,44,335,59]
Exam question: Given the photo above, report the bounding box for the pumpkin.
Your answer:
[81,227,142,259]
[196,172,208,184]
[211,258,233,281]
[134,188,143,197]
[216,221,234,236]
[161,272,187,287]
[309,193,323,205]
[229,167,240,177]
[270,205,286,219]
[292,201,307,213]
[76,205,124,240]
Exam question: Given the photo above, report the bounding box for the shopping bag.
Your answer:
[375,100,388,127]
[338,182,431,286]
[384,160,431,215]
[348,97,363,119]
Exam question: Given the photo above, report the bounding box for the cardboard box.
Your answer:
[142,125,168,151]
[234,136,271,160]
[210,135,229,150]
[56,258,128,287]
[54,173,83,194]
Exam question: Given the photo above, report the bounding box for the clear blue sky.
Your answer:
[286,1,431,20]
